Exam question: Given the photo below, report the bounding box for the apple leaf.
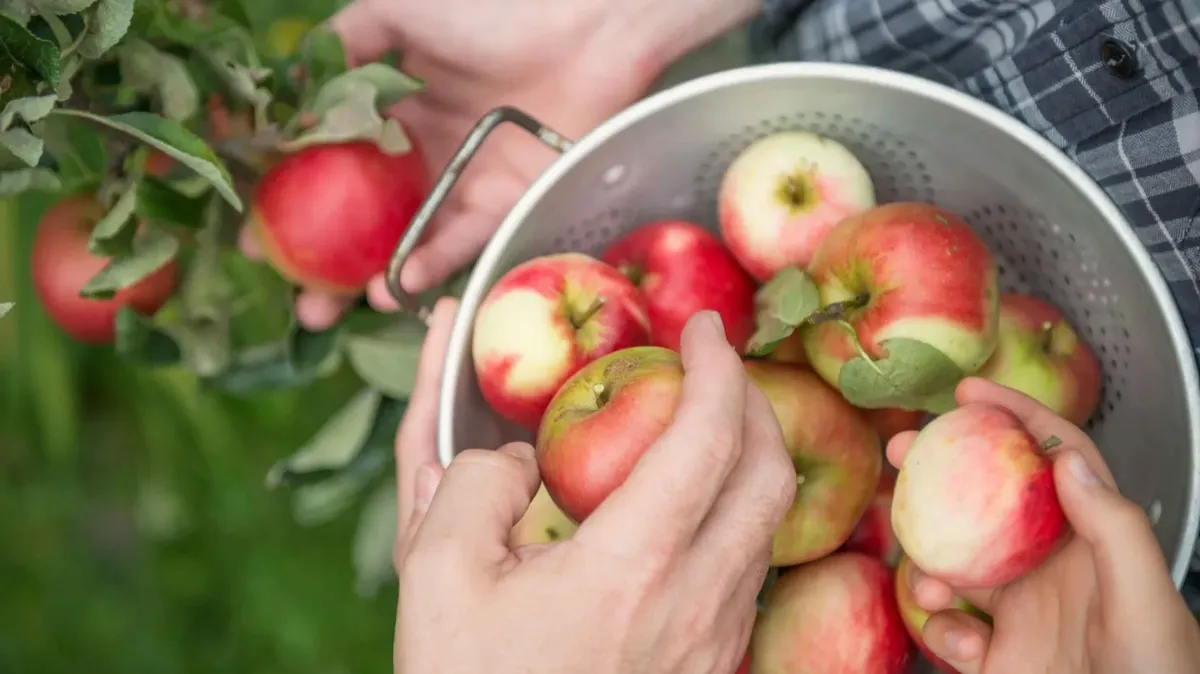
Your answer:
[746,266,822,356]
[114,305,181,367]
[39,112,108,189]
[116,39,200,122]
[79,226,178,299]
[135,176,208,229]
[0,166,61,196]
[279,79,411,154]
[309,62,424,117]
[0,94,56,130]
[343,317,425,399]
[49,109,242,211]
[297,22,347,89]
[76,0,135,59]
[287,319,343,375]
[353,478,398,598]
[0,302,13,319]
[202,320,342,394]
[0,14,61,85]
[3,0,98,23]
[0,127,43,166]
[836,333,964,413]
[88,179,140,257]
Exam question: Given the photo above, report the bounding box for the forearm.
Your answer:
[601,0,761,81]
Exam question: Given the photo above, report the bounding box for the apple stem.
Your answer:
[1040,321,1055,351]
[807,292,871,325]
[619,264,645,288]
[1040,436,1063,452]
[572,297,606,329]
[591,382,611,408]
[796,473,807,487]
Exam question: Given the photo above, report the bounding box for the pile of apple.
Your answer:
[472,131,1102,673]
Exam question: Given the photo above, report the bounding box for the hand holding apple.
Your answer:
[510,483,579,546]
[894,554,991,673]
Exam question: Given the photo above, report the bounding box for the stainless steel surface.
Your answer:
[433,63,1200,652]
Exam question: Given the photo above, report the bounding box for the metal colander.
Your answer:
[385,63,1200,611]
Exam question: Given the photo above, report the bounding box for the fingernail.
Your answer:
[414,464,441,511]
[943,628,976,659]
[502,442,536,461]
[704,310,724,335]
[1068,451,1100,486]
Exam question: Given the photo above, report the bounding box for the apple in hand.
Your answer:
[752,553,913,674]
[892,402,1067,588]
[473,253,651,429]
[841,468,902,567]
[510,483,579,546]
[743,361,882,566]
[895,554,991,673]
[536,346,683,522]
[718,131,876,281]
[602,219,757,352]
[799,202,1000,413]
[976,293,1102,426]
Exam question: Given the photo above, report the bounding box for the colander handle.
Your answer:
[383,106,576,321]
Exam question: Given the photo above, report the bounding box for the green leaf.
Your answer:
[214,0,252,29]
[116,39,199,122]
[281,79,410,154]
[297,22,346,88]
[114,305,181,366]
[0,14,60,83]
[0,166,60,195]
[176,314,232,378]
[309,62,423,117]
[134,175,207,228]
[4,0,98,23]
[87,179,139,256]
[746,266,822,356]
[266,387,381,488]
[353,478,398,597]
[836,334,965,413]
[287,320,342,375]
[343,317,424,399]
[80,225,178,299]
[77,0,135,59]
[0,94,56,130]
[39,112,107,187]
[0,127,43,165]
[198,47,272,115]
[49,109,242,210]
[0,302,13,318]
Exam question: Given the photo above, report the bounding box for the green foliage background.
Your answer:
[0,1,403,672]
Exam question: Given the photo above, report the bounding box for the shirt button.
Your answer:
[1100,36,1139,79]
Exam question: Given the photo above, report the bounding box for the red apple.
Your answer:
[751,553,913,674]
[718,131,876,281]
[799,202,1000,413]
[602,219,757,352]
[246,139,429,294]
[743,360,882,566]
[892,403,1067,588]
[862,408,926,443]
[535,346,682,521]
[473,253,651,429]
[895,554,991,673]
[31,194,178,345]
[509,483,579,546]
[841,468,902,567]
[975,293,1102,426]
[766,331,808,366]
[733,651,750,674]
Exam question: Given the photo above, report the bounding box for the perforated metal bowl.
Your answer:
[386,63,1200,610]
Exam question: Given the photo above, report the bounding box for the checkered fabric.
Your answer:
[751,0,1200,604]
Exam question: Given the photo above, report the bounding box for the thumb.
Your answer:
[1053,449,1173,594]
[328,0,404,67]
[408,442,541,569]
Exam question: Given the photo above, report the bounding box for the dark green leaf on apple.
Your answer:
[76,0,135,58]
[134,175,208,229]
[113,304,182,366]
[116,39,199,122]
[746,266,821,356]
[309,63,423,117]
[836,333,964,414]
[0,127,43,165]
[39,112,107,188]
[280,78,410,154]
[80,225,178,299]
[0,13,61,85]
[287,318,342,376]
[0,166,61,195]
[88,179,139,256]
[343,316,425,399]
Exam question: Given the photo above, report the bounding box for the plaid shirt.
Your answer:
[752,0,1200,607]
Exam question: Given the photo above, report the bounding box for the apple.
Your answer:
[473,253,651,429]
[31,194,178,345]
[895,554,991,673]
[862,408,926,443]
[975,293,1102,426]
[891,402,1067,588]
[743,360,882,566]
[510,483,579,546]
[799,202,1000,413]
[536,346,683,522]
[602,219,757,352]
[733,651,750,674]
[751,553,913,674]
[246,139,429,294]
[841,468,902,567]
[718,131,876,281]
[766,331,808,366]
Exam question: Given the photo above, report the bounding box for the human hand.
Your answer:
[892,378,1200,674]
[394,312,797,674]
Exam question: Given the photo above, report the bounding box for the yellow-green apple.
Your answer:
[472,253,651,429]
[862,408,926,443]
[743,360,882,566]
[841,468,902,567]
[751,553,913,674]
[536,346,683,522]
[975,293,1102,426]
[602,219,758,352]
[892,403,1067,588]
[718,131,876,281]
[798,202,1000,413]
[509,483,579,546]
[894,554,992,673]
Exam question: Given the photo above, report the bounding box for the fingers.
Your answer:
[885,430,917,470]
[906,560,1000,616]
[397,462,445,567]
[922,609,993,674]
[579,312,749,554]
[400,207,498,295]
[409,442,541,570]
[239,224,262,259]
[328,0,404,67]
[955,378,1101,467]
[294,291,357,332]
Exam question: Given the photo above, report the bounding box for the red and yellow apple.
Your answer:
[801,202,1000,413]
[743,360,882,566]
[473,253,651,430]
[895,554,991,673]
[535,346,682,522]
[766,331,808,366]
[247,139,429,294]
[841,468,902,567]
[602,219,757,352]
[718,131,876,281]
[862,408,926,443]
[751,553,913,674]
[891,402,1067,588]
[976,293,1102,426]
[509,483,579,546]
